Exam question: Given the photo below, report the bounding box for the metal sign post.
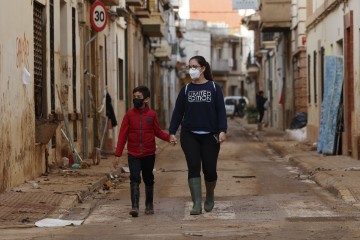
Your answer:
[83,2,108,158]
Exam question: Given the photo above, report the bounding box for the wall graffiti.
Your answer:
[16,33,29,69]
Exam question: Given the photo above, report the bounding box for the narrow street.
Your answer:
[2,119,360,240]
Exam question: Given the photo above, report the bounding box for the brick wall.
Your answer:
[293,50,308,113]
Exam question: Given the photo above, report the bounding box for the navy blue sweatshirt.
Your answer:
[169,81,227,135]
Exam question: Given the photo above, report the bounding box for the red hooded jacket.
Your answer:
[115,106,170,158]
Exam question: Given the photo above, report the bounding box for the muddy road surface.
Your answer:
[3,119,360,240]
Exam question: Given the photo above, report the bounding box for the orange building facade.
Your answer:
[189,0,242,32]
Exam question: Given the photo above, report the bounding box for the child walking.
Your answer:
[115,86,171,217]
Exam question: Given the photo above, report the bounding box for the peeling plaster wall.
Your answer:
[0,1,38,192]
[0,0,129,192]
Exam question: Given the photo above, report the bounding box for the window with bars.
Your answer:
[116,34,124,100]
[217,48,222,60]
[320,47,325,101]
[232,42,237,71]
[119,59,124,100]
[105,35,108,86]
[261,32,275,42]
[50,0,55,114]
[50,0,56,148]
[72,7,77,142]
[34,1,46,119]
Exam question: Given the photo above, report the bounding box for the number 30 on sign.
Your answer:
[90,1,108,32]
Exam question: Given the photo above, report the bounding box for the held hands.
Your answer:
[219,132,226,143]
[170,135,177,146]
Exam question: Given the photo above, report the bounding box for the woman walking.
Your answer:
[169,55,227,215]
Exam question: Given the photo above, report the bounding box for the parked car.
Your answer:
[224,96,249,116]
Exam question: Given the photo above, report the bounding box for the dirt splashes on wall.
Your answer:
[0,121,11,193]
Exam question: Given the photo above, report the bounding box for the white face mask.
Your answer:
[189,68,201,79]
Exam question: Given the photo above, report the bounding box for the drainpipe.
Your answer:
[83,33,97,159]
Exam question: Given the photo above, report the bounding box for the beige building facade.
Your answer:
[0,0,126,192]
[0,0,183,192]
[306,0,360,159]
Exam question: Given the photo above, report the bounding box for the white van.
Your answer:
[224,96,249,116]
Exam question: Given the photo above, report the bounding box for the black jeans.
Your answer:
[180,130,220,182]
[258,110,265,123]
[128,154,155,186]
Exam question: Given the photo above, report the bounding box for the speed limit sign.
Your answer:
[90,1,108,32]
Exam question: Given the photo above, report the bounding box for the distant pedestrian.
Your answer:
[169,55,227,215]
[232,98,247,118]
[256,91,268,130]
[231,99,240,118]
[115,86,173,217]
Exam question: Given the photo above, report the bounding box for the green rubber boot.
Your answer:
[188,177,202,215]
[204,180,216,212]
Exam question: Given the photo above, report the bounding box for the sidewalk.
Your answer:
[0,154,122,229]
[0,141,170,229]
[268,140,360,208]
[242,120,360,209]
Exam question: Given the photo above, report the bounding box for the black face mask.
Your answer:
[133,98,144,108]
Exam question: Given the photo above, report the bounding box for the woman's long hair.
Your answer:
[189,55,213,81]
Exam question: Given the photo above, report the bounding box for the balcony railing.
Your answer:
[211,59,232,73]
[261,32,275,42]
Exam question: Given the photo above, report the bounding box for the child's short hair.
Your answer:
[133,86,150,99]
